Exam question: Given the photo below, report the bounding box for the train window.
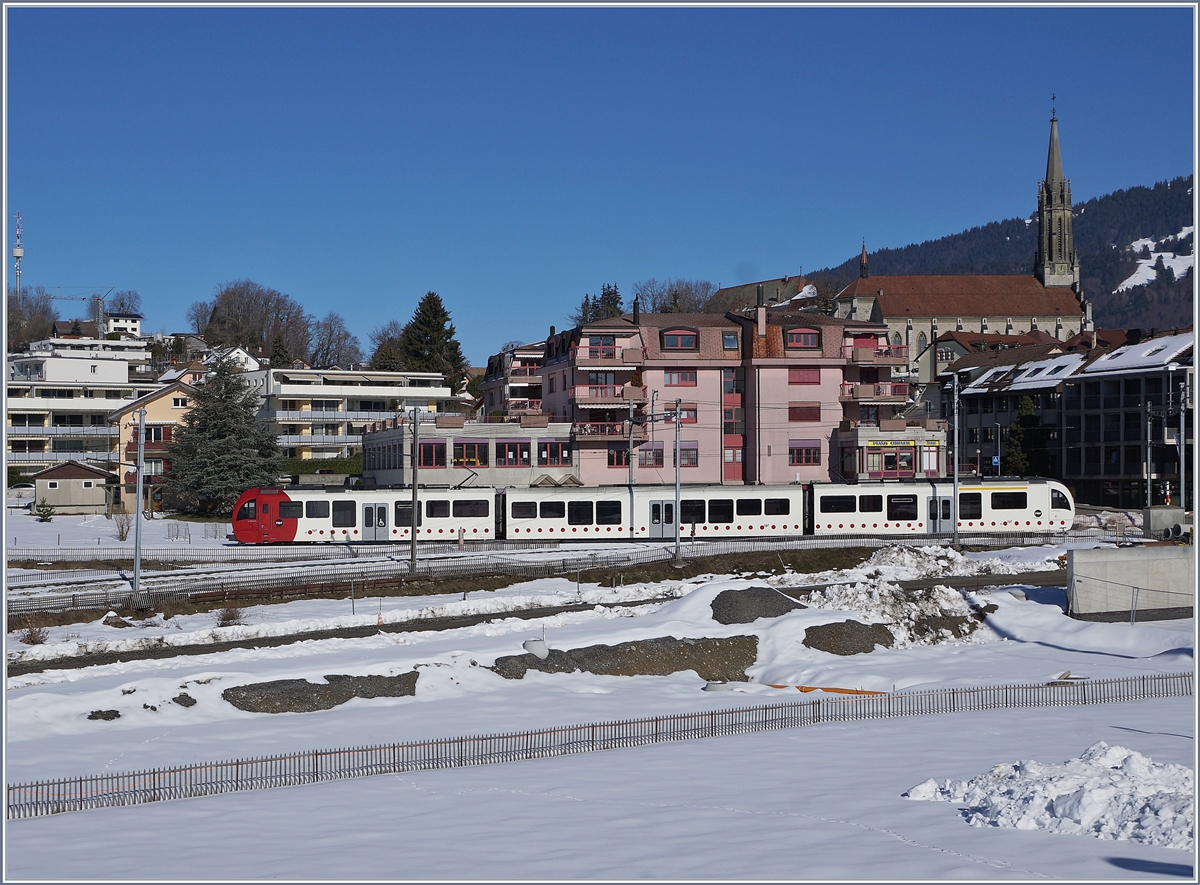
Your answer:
[736,498,762,516]
[596,501,622,524]
[306,500,330,519]
[261,503,269,515]
[394,502,422,526]
[332,501,356,527]
[426,500,450,518]
[886,495,918,521]
[278,502,303,519]
[991,492,1027,511]
[859,495,883,513]
[453,499,490,518]
[1051,489,1071,510]
[764,498,790,516]
[819,496,856,513]
[568,501,593,525]
[235,500,255,521]
[680,500,706,525]
[540,501,566,519]
[511,502,538,519]
[959,493,982,520]
[709,499,734,523]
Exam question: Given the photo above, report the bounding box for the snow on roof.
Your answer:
[963,351,1086,393]
[1080,331,1193,376]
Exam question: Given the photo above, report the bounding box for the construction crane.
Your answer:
[46,288,115,332]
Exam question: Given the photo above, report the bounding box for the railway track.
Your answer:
[5,572,1067,677]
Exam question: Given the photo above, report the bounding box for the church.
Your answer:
[832,112,1094,392]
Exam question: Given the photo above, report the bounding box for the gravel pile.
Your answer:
[222,672,419,714]
[710,587,806,625]
[801,620,895,656]
[491,635,758,683]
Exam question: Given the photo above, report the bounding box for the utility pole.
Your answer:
[952,373,960,549]
[134,408,146,598]
[673,398,682,567]
[410,407,419,575]
[11,212,23,305]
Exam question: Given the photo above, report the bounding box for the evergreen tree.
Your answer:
[569,294,595,326]
[270,332,291,367]
[595,283,623,319]
[397,292,467,386]
[370,337,405,371]
[1001,396,1046,477]
[163,358,282,514]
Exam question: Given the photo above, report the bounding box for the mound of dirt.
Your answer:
[710,587,806,625]
[802,620,894,656]
[491,635,758,683]
[222,672,419,714]
[87,709,120,720]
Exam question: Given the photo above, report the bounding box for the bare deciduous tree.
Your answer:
[108,290,142,315]
[632,277,717,313]
[309,312,364,368]
[6,285,57,351]
[186,301,211,335]
[202,280,311,359]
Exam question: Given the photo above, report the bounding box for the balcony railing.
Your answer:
[839,382,910,400]
[6,451,115,463]
[508,366,539,377]
[572,421,646,441]
[506,398,543,412]
[278,434,359,445]
[842,344,909,362]
[570,385,647,404]
[569,345,644,365]
[9,425,115,437]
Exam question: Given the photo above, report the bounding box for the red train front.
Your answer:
[231,488,300,544]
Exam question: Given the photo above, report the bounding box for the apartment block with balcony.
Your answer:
[6,342,159,472]
[480,341,546,419]
[362,413,579,488]
[242,367,455,459]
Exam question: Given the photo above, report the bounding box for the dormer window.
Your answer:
[785,328,819,349]
[662,329,698,350]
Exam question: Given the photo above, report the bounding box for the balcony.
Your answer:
[6,451,115,463]
[572,420,647,442]
[839,382,910,402]
[279,434,358,445]
[569,345,644,366]
[570,385,647,407]
[842,344,909,363]
[507,398,543,413]
[11,424,115,438]
[508,366,539,377]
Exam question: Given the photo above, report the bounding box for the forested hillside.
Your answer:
[806,176,1194,331]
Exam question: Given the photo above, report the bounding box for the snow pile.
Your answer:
[772,545,1060,590]
[802,581,983,647]
[904,741,1194,850]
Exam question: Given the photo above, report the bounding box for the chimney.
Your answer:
[632,297,639,325]
[549,325,556,338]
[757,305,767,337]
[756,284,764,307]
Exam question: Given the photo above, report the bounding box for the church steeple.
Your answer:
[859,241,869,278]
[1035,102,1080,292]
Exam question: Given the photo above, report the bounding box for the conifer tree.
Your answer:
[270,332,291,367]
[164,358,282,514]
[397,292,467,387]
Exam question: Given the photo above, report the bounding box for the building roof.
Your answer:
[1079,330,1193,376]
[50,320,101,338]
[962,351,1087,394]
[943,342,1067,374]
[31,462,115,481]
[934,330,1061,350]
[836,275,1083,320]
[108,381,197,420]
[1060,328,1135,352]
[106,311,144,320]
[629,312,741,329]
[709,275,809,311]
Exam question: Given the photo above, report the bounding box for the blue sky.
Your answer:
[5,6,1194,364]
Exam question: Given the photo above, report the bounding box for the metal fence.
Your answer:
[7,671,1189,820]
[6,530,1120,617]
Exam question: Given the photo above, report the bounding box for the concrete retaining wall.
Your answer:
[1067,545,1195,620]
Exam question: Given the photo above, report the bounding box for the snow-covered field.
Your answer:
[5,542,1195,879]
[1116,227,1194,292]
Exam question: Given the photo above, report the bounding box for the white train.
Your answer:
[232,478,1075,544]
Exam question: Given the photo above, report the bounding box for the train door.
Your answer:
[927,495,953,533]
[648,499,675,539]
[362,502,387,541]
